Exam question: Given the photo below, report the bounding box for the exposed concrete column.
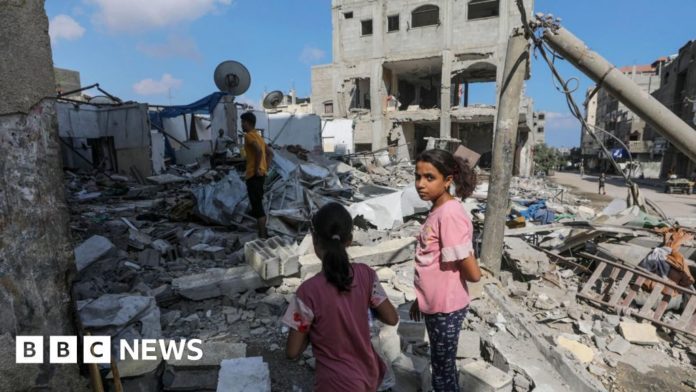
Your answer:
[371,60,386,149]
[331,2,342,64]
[480,28,530,274]
[0,1,86,390]
[440,50,453,139]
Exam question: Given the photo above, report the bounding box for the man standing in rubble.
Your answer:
[242,112,273,238]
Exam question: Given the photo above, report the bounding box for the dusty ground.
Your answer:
[550,171,696,219]
[247,340,314,391]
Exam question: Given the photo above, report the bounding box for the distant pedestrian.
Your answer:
[211,129,233,168]
[579,159,585,178]
[283,203,399,391]
[411,149,482,391]
[598,172,606,195]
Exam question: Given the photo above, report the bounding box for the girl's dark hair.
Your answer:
[311,203,354,292]
[416,148,477,198]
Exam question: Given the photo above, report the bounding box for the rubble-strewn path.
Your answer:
[550,172,696,221]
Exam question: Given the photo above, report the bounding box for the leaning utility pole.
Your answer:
[0,1,85,390]
[541,20,696,164]
[480,28,530,274]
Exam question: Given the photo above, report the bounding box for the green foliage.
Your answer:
[534,143,561,174]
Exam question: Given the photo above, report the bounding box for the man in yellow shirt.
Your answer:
[241,112,273,238]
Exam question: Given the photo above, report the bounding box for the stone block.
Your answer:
[385,285,406,306]
[74,235,117,271]
[398,321,427,344]
[459,361,513,392]
[172,266,270,301]
[162,342,246,391]
[378,325,402,363]
[190,244,225,261]
[557,336,594,364]
[216,357,271,392]
[245,236,299,280]
[619,322,659,345]
[392,353,431,392]
[606,336,631,355]
[457,330,481,359]
[299,238,416,278]
[377,267,396,282]
[138,249,161,268]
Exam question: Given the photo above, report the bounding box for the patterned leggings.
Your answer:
[424,308,468,392]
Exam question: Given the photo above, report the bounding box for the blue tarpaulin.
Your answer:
[149,92,228,130]
[611,148,628,159]
[519,199,556,225]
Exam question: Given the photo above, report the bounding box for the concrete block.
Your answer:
[398,321,427,344]
[216,357,271,392]
[556,336,594,364]
[162,342,246,391]
[172,266,270,301]
[245,236,299,280]
[459,361,513,392]
[619,322,659,345]
[138,249,161,268]
[457,330,481,359]
[190,244,225,261]
[378,325,402,363]
[606,336,631,355]
[392,353,431,392]
[299,238,416,278]
[377,267,396,282]
[74,235,116,271]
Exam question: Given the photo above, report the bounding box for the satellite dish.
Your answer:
[214,60,251,96]
[89,95,117,104]
[263,90,284,109]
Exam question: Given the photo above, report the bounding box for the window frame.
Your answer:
[387,14,400,32]
[411,4,439,28]
[343,11,353,19]
[467,0,500,20]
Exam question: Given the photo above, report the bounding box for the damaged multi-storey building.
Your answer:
[311,0,545,176]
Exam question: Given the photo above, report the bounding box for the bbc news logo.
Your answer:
[16,336,203,364]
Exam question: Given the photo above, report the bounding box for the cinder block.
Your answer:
[245,237,299,280]
[619,322,659,345]
[459,361,513,392]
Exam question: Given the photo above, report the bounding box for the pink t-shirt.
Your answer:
[415,199,475,314]
[282,263,388,391]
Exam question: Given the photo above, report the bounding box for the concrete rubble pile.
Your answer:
[64,148,695,391]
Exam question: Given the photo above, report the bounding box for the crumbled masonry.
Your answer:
[65,147,695,391]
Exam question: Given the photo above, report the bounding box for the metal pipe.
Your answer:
[480,28,530,274]
[542,24,696,163]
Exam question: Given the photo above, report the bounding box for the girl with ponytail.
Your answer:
[283,202,399,391]
[410,149,481,392]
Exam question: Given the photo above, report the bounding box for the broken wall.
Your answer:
[56,102,153,175]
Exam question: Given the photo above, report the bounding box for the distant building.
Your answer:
[265,89,313,115]
[311,0,542,176]
[648,41,696,178]
[583,58,666,177]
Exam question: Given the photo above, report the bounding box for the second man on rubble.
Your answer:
[242,112,273,239]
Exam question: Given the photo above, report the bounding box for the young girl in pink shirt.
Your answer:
[283,203,399,391]
[410,149,482,392]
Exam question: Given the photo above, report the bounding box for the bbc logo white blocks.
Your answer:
[16,336,43,364]
[16,335,111,364]
[83,335,111,364]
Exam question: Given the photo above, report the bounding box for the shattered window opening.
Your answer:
[411,5,439,28]
[343,11,353,19]
[361,19,373,36]
[468,0,499,20]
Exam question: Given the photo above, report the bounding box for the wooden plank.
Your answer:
[609,271,633,306]
[602,266,622,299]
[581,262,607,296]
[621,276,645,308]
[638,283,664,318]
[652,289,674,321]
[675,296,696,329]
